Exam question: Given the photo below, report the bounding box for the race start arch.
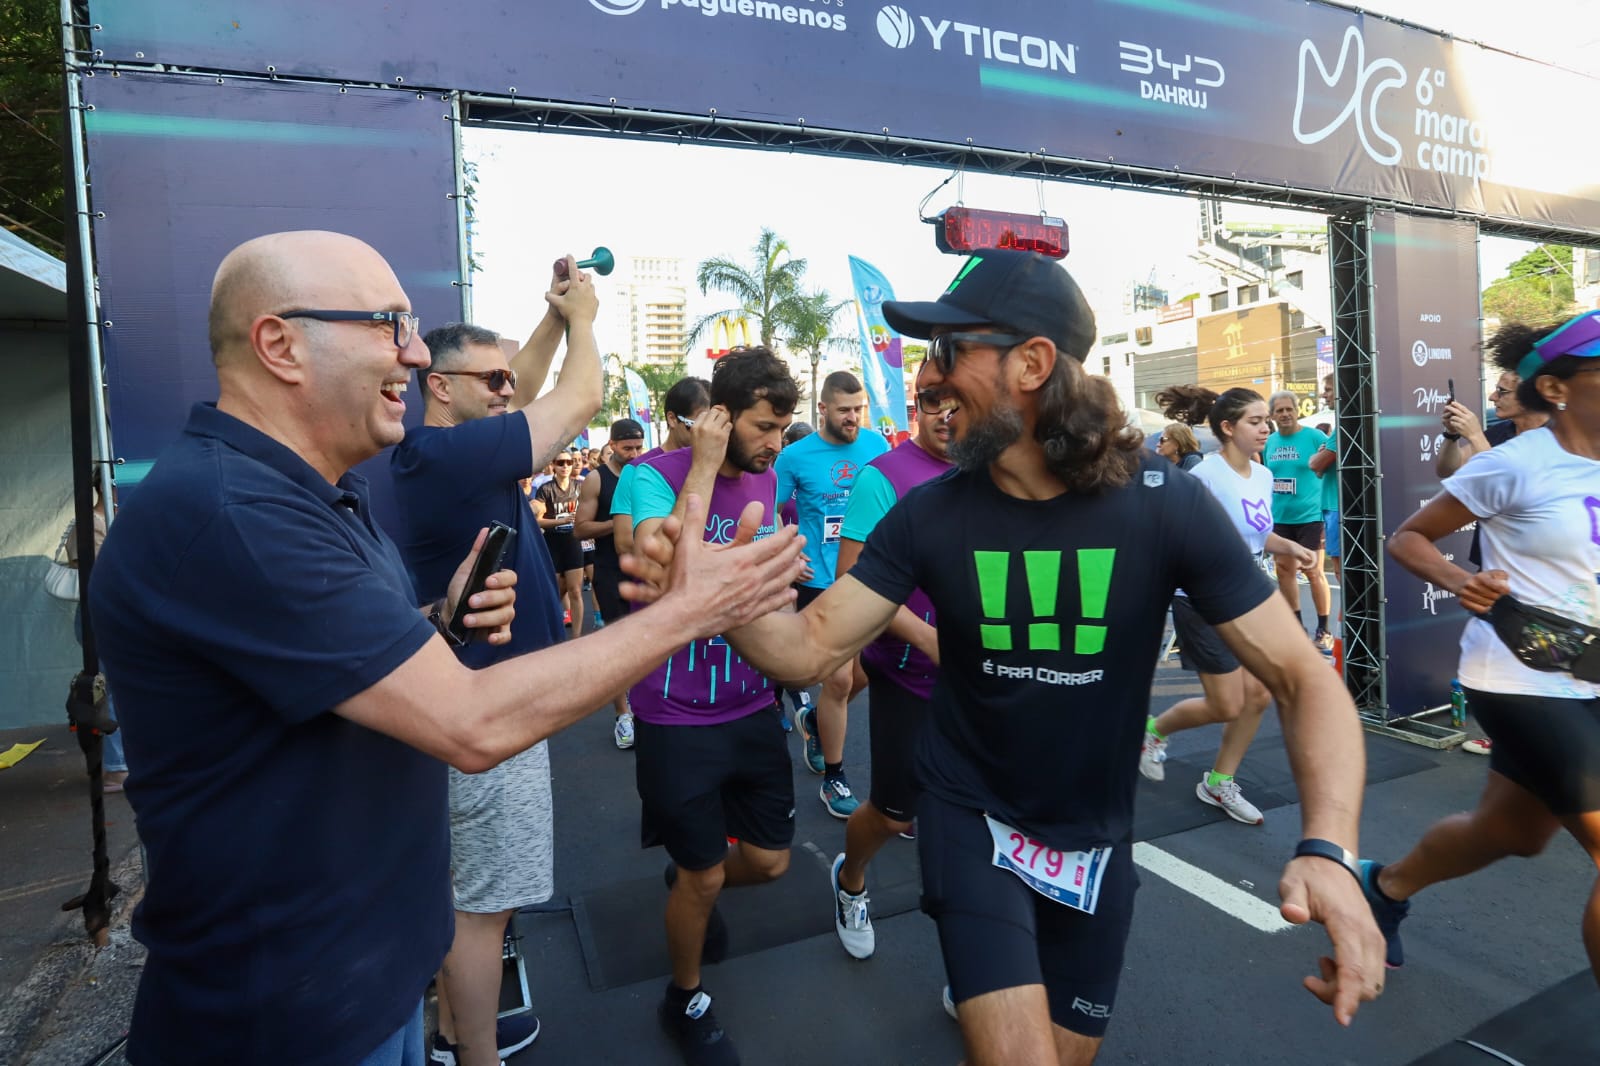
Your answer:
[64,0,1600,732]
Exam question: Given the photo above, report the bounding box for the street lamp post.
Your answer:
[810,349,820,426]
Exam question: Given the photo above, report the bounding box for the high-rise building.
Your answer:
[623,255,689,367]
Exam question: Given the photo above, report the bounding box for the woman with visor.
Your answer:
[1361,311,1600,978]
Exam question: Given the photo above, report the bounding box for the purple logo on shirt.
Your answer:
[1242,498,1272,533]
[1587,496,1600,549]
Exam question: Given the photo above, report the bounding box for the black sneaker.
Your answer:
[427,1011,541,1064]
[1358,859,1410,968]
[664,862,730,964]
[659,986,740,1066]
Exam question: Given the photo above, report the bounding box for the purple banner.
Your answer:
[81,73,463,516]
[89,0,1600,232]
[1371,212,1482,718]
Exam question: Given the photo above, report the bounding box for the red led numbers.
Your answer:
[934,207,1069,258]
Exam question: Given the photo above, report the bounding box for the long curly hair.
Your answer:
[1033,354,1145,493]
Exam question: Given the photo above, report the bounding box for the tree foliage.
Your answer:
[1,0,66,255]
[1482,244,1575,324]
[689,228,807,349]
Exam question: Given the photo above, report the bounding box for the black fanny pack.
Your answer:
[1484,596,1600,683]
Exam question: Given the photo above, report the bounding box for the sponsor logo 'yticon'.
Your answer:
[596,0,848,32]
[1118,41,1224,111]
[1411,339,1453,367]
[1293,25,1492,179]
[875,5,1077,73]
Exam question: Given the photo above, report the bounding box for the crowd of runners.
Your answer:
[86,233,1600,1066]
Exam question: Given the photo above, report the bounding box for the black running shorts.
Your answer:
[544,530,583,573]
[592,562,628,624]
[1272,520,1324,553]
[865,661,927,823]
[1170,595,1240,676]
[794,583,825,611]
[635,707,795,870]
[918,793,1137,1039]
[1468,687,1600,815]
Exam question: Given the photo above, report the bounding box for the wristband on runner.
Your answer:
[1293,838,1363,884]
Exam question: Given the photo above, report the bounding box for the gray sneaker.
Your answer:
[1196,775,1264,825]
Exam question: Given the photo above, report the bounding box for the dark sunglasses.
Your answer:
[914,388,951,415]
[927,331,1031,373]
[552,458,574,466]
[280,309,419,350]
[434,368,517,392]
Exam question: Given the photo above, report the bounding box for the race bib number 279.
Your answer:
[984,813,1110,914]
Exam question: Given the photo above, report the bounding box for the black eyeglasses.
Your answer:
[927,331,1031,374]
[434,368,517,392]
[279,309,419,350]
[1489,386,1512,399]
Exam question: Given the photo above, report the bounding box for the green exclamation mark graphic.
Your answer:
[974,551,1011,650]
[1024,551,1062,651]
[1075,548,1116,654]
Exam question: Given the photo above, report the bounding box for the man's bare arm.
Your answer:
[338,495,804,772]
[838,537,937,663]
[723,575,900,687]
[521,256,604,473]
[509,298,566,410]
[572,472,612,540]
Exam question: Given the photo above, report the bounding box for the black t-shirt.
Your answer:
[848,454,1274,850]
[536,477,581,535]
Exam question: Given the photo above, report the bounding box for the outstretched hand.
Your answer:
[1279,856,1387,1026]
[618,494,803,635]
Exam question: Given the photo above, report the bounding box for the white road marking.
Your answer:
[1132,842,1296,933]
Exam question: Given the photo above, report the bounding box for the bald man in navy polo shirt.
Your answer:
[89,231,805,1066]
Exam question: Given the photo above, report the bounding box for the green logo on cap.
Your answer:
[945,256,984,294]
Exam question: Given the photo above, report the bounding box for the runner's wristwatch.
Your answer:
[1293,838,1362,884]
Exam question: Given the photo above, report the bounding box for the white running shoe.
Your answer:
[831,853,875,959]
[614,711,636,750]
[1139,728,1168,782]
[1196,775,1264,825]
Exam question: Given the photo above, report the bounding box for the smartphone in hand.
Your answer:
[1447,377,1455,405]
[445,522,516,646]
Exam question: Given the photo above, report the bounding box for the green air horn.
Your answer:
[554,247,615,278]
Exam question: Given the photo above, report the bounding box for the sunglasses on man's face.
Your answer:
[927,331,1032,374]
[435,368,517,392]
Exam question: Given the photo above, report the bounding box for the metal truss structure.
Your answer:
[1327,213,1386,720]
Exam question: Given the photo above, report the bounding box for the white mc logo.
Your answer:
[877,5,915,48]
[1292,26,1407,166]
[590,0,648,14]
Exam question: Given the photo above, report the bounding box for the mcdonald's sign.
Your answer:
[706,316,753,360]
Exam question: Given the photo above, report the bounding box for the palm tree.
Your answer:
[688,228,807,350]
[775,289,855,425]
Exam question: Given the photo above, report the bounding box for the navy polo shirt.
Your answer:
[391,409,565,666]
[90,403,449,1066]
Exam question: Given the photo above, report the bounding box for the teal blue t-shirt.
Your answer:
[1263,426,1329,524]
[774,429,890,589]
[1318,441,1339,513]
[838,465,897,542]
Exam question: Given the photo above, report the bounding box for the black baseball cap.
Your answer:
[609,418,645,441]
[882,249,1097,362]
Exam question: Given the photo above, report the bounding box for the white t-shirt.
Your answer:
[1445,427,1600,698]
[1177,453,1276,599]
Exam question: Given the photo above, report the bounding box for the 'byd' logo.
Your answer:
[1411,339,1452,367]
[1293,25,1491,179]
[1119,41,1224,111]
[590,0,647,13]
[873,5,1077,74]
[877,5,914,47]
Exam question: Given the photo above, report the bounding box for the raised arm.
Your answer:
[508,261,570,409]
[518,256,605,472]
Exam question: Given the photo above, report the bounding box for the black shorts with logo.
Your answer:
[1273,520,1324,553]
[918,793,1137,1038]
[635,706,795,870]
[1170,595,1240,676]
[865,661,928,822]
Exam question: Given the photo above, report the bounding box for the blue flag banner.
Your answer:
[623,367,656,445]
[848,256,908,438]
